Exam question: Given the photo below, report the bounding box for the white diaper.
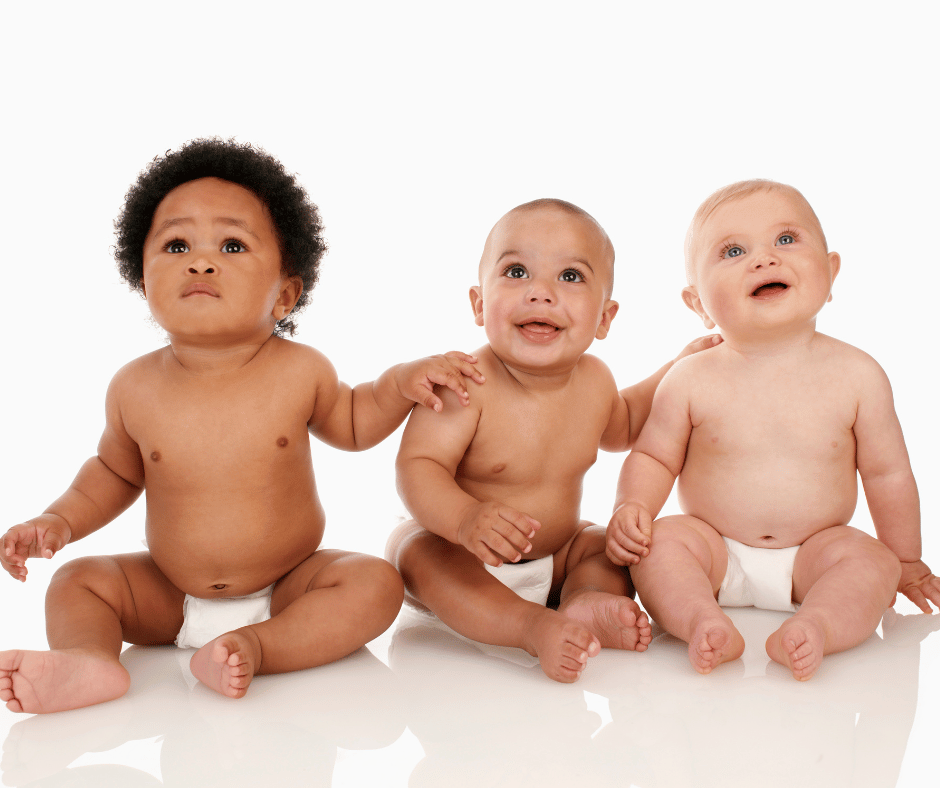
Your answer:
[175,584,275,649]
[401,554,555,667]
[718,537,799,613]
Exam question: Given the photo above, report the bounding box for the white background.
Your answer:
[2,1,938,785]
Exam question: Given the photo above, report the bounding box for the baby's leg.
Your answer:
[388,520,600,683]
[555,524,652,652]
[0,552,185,713]
[190,549,403,699]
[630,515,744,674]
[766,526,901,681]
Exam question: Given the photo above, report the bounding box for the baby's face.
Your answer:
[471,206,617,375]
[142,177,299,343]
[685,189,840,339]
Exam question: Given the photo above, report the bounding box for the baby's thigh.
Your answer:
[271,548,403,616]
[793,526,902,602]
[648,515,729,592]
[385,518,427,569]
[50,551,185,644]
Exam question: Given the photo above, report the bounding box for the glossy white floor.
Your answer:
[2,591,938,787]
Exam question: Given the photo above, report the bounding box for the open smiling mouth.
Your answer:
[518,320,562,335]
[750,282,789,298]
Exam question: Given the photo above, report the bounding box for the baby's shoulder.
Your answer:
[266,337,337,378]
[813,333,886,377]
[108,348,165,392]
[662,343,721,386]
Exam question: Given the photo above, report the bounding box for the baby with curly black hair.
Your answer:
[114,138,325,337]
[0,138,482,712]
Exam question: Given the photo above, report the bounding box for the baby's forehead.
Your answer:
[486,206,611,261]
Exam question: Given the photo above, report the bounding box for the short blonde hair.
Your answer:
[684,179,827,284]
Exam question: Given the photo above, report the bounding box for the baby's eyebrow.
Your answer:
[152,217,260,239]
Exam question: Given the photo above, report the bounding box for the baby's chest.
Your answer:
[125,391,310,474]
[462,398,607,481]
[692,383,856,459]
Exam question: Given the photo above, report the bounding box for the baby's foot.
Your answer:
[766,615,826,681]
[523,609,601,683]
[560,589,653,652]
[190,631,260,699]
[687,614,745,674]
[0,649,130,714]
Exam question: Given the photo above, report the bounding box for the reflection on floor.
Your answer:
[2,606,938,787]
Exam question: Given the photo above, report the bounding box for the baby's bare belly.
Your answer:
[144,490,326,598]
[677,462,858,548]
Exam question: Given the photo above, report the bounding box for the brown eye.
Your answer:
[166,241,188,254]
[222,240,246,253]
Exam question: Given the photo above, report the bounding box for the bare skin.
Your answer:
[389,202,717,682]
[608,184,940,680]
[0,177,482,713]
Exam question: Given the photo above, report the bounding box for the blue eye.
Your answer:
[166,240,189,254]
[560,269,584,283]
[723,245,744,259]
[504,265,528,279]
[777,234,794,246]
[222,240,246,253]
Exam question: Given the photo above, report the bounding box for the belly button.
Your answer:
[212,583,227,590]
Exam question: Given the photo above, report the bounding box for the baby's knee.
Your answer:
[358,556,406,612]
[834,529,902,585]
[49,555,121,592]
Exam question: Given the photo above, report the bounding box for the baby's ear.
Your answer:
[681,286,715,330]
[595,300,619,340]
[273,276,303,320]
[826,251,841,303]
[469,286,484,326]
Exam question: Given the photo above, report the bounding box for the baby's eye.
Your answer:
[722,245,744,259]
[222,240,246,253]
[166,240,189,254]
[777,234,795,246]
[559,269,584,283]
[504,265,528,279]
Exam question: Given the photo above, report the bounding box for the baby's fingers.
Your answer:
[606,529,647,566]
[443,351,485,385]
[914,575,940,613]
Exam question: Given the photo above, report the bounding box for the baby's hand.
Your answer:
[396,352,485,413]
[1,514,71,582]
[606,502,652,566]
[456,501,540,567]
[675,333,722,362]
[897,559,940,613]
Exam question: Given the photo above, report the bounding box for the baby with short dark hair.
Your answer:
[0,139,481,712]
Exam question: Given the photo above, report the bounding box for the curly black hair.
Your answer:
[114,138,327,337]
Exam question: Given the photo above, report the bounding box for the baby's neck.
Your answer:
[719,324,820,360]
[495,355,580,393]
[167,336,276,376]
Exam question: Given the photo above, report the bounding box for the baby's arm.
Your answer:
[854,358,940,612]
[1,370,144,582]
[310,350,484,451]
[396,387,539,567]
[606,365,694,566]
[600,334,720,453]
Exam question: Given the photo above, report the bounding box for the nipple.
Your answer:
[492,463,506,474]
[150,451,161,462]
[277,436,289,448]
